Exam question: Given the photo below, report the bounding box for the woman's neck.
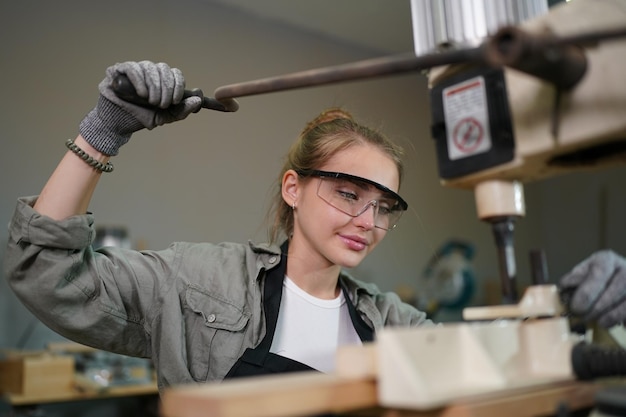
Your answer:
[286,244,341,300]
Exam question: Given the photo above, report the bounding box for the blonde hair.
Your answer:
[267,107,405,244]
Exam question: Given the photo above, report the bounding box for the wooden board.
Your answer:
[381,380,599,417]
[159,374,600,417]
[161,372,378,417]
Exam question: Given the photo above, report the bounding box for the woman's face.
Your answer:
[289,143,401,270]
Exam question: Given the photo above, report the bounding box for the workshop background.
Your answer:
[0,0,625,414]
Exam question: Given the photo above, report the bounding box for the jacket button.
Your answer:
[269,256,277,264]
[207,314,216,323]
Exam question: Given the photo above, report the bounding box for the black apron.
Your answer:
[225,242,374,379]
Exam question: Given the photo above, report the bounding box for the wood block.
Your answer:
[336,343,378,379]
[0,353,75,397]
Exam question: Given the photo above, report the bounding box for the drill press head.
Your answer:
[417,0,626,303]
[424,0,626,193]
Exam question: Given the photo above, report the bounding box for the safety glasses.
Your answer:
[296,170,408,230]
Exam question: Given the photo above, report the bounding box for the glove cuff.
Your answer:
[79,95,145,156]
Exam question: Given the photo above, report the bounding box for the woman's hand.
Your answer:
[559,249,626,328]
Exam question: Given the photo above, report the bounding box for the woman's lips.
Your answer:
[339,234,369,251]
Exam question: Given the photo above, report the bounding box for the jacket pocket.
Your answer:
[184,286,250,381]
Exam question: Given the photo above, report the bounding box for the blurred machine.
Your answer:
[405,5,626,412]
[421,0,626,304]
[416,239,476,321]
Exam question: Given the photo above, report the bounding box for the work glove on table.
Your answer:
[559,249,626,328]
[79,60,203,156]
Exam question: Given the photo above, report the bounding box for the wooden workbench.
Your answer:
[2,381,159,407]
[159,372,599,417]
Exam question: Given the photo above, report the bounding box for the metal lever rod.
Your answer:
[213,48,484,101]
[214,26,626,103]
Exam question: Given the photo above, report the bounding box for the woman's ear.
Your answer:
[281,169,299,207]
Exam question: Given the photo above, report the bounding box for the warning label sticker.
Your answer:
[443,76,492,161]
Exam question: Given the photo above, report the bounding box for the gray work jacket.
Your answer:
[4,196,430,390]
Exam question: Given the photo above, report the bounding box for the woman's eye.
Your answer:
[378,200,397,215]
[337,190,358,201]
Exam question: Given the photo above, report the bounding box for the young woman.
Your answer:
[4,61,431,390]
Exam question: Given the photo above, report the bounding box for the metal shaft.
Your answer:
[214,48,484,100]
[529,249,550,285]
[490,217,519,305]
[213,26,626,104]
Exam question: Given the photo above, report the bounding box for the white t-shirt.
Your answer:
[269,277,362,373]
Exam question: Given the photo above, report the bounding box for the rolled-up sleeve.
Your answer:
[8,196,95,250]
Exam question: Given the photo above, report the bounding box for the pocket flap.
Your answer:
[186,287,250,332]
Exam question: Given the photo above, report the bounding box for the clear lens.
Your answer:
[316,177,404,230]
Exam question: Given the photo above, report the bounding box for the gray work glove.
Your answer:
[559,249,626,328]
[79,61,203,156]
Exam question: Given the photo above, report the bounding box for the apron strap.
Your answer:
[340,278,375,343]
[234,241,288,367]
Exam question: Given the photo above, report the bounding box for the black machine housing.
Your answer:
[430,66,516,180]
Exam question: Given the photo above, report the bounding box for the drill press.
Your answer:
[422,0,626,304]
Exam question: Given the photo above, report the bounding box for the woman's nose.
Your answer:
[352,202,376,229]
